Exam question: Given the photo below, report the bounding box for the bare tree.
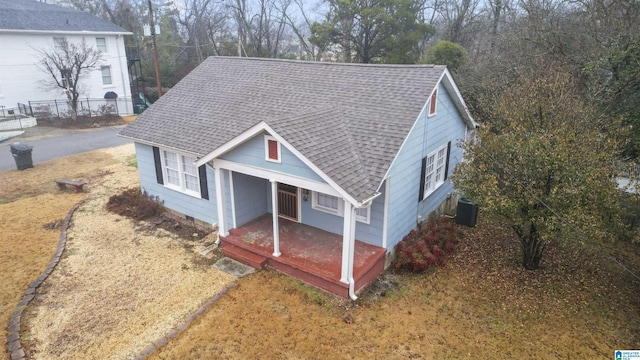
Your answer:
[226,0,291,57]
[283,0,322,60]
[36,39,103,120]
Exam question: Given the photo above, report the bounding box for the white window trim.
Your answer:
[423,143,448,199]
[428,88,438,117]
[101,66,113,86]
[161,149,201,198]
[311,191,370,224]
[264,135,281,163]
[96,37,108,53]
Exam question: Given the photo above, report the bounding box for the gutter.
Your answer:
[117,134,204,158]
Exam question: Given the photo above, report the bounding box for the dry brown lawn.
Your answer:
[150,219,640,359]
[2,140,640,360]
[1,146,117,360]
[1,144,234,360]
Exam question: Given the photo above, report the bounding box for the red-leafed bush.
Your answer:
[394,216,459,273]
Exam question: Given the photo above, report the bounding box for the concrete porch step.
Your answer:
[221,243,267,269]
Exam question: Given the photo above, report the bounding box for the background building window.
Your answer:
[101,66,112,85]
[96,37,107,52]
[53,37,65,52]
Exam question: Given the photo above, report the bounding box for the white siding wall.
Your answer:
[0,32,132,114]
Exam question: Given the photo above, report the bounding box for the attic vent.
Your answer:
[268,140,278,160]
[265,135,280,163]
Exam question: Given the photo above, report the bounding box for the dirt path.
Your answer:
[17,145,235,360]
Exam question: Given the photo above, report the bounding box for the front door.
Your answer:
[277,183,298,221]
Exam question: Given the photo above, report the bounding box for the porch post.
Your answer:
[214,167,228,238]
[340,201,356,284]
[270,179,281,257]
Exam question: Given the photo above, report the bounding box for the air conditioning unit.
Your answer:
[456,198,478,227]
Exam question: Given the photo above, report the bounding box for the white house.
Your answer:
[0,0,133,115]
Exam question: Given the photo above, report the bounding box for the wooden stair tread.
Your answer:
[221,243,267,269]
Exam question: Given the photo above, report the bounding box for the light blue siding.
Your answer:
[135,142,219,224]
[233,172,268,226]
[298,187,385,246]
[220,132,325,182]
[385,84,468,250]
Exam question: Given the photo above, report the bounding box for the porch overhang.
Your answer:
[194,120,375,208]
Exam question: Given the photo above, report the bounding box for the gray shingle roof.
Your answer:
[120,57,447,202]
[0,0,129,33]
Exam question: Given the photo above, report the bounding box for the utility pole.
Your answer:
[148,0,162,97]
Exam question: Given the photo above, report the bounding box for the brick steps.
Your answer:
[221,243,267,269]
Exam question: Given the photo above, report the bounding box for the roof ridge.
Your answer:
[208,56,443,69]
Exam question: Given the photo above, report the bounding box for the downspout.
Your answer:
[348,206,357,301]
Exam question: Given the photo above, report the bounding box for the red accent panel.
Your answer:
[429,89,437,115]
[268,139,279,160]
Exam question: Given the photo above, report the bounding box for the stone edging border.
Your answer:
[132,282,238,360]
[4,198,237,360]
[6,199,85,360]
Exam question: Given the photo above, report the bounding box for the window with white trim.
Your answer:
[422,143,448,198]
[96,37,107,52]
[101,66,112,85]
[314,192,340,214]
[312,192,370,223]
[264,135,281,163]
[162,150,201,197]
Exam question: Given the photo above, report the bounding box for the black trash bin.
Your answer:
[10,142,34,170]
[456,198,478,227]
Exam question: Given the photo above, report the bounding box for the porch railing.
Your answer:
[278,189,298,221]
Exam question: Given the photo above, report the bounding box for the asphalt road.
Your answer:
[0,126,131,172]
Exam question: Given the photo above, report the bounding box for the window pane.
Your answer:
[184,174,199,192]
[318,193,338,210]
[101,66,112,85]
[437,148,445,166]
[356,208,367,217]
[96,37,107,52]
[425,174,433,191]
[181,156,197,175]
[164,151,178,169]
[166,169,180,186]
[53,37,65,51]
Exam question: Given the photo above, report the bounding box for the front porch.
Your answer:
[220,214,386,298]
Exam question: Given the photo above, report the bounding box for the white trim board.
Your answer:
[212,159,342,198]
[196,121,371,207]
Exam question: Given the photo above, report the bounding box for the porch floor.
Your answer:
[220,214,386,298]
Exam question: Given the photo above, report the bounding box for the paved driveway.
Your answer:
[0,126,130,172]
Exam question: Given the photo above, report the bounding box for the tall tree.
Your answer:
[309,0,434,63]
[35,39,104,120]
[423,40,468,71]
[453,64,625,270]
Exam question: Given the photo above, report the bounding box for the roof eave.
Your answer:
[0,29,133,35]
[118,134,202,157]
